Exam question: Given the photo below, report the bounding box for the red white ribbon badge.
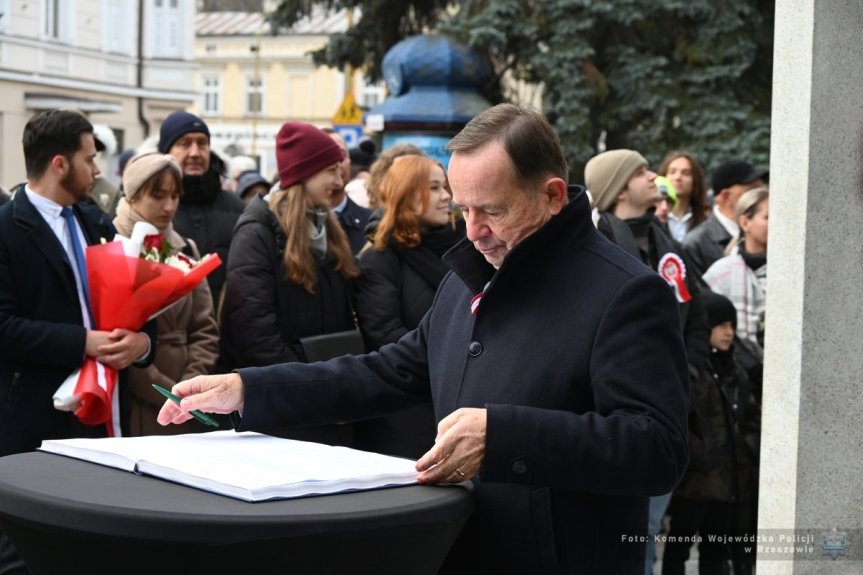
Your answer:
[658,253,692,303]
[470,291,484,315]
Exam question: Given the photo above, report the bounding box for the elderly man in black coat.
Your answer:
[158,104,690,574]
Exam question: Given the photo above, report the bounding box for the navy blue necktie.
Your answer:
[61,207,94,325]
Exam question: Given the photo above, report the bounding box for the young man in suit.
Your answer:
[0,109,157,574]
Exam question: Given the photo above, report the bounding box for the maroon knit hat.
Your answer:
[276,122,344,189]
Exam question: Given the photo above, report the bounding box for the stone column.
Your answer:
[759,1,863,573]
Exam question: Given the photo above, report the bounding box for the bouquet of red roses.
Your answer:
[53,222,221,434]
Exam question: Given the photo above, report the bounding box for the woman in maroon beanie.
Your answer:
[218,122,359,443]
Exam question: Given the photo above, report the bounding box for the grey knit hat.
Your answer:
[122,153,182,199]
[584,149,648,212]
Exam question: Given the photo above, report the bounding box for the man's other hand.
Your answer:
[415,407,486,484]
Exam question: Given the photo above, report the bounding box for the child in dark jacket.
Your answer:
[662,291,761,575]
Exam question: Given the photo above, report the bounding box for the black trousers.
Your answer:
[661,498,735,575]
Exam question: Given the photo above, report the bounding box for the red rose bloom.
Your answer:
[143,234,164,253]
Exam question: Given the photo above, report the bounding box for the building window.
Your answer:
[359,81,386,109]
[42,0,73,41]
[104,0,132,54]
[202,76,221,116]
[150,0,183,58]
[0,0,9,32]
[246,76,264,116]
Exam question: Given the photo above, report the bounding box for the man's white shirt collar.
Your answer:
[713,205,739,237]
[25,185,64,220]
[333,194,348,214]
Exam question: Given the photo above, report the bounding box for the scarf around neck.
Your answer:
[391,220,465,289]
[180,167,223,206]
[738,245,767,271]
[114,197,186,252]
[308,208,329,260]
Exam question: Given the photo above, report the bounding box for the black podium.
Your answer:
[0,452,473,575]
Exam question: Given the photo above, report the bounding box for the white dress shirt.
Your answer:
[25,186,92,328]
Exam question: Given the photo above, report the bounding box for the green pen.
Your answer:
[152,384,220,428]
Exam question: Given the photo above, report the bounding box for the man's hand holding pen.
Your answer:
[157,373,244,426]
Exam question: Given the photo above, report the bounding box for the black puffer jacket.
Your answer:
[219,195,355,370]
[172,154,246,301]
[354,221,465,350]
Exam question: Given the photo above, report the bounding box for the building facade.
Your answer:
[192,9,384,179]
[0,0,198,190]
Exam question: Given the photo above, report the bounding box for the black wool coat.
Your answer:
[219,195,355,370]
[236,190,690,574]
[0,191,154,455]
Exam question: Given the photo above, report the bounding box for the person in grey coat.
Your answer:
[158,104,690,575]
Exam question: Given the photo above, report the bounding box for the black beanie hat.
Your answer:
[349,138,377,169]
[158,111,210,153]
[701,290,738,329]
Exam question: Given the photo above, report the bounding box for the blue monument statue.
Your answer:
[368,34,492,167]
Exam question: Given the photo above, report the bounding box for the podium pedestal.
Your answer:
[0,452,473,574]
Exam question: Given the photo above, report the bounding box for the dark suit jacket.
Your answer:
[236,189,690,574]
[336,196,372,254]
[0,189,151,456]
[682,214,733,278]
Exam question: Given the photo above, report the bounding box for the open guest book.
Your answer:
[39,431,418,502]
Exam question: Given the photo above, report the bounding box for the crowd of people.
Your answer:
[0,104,769,574]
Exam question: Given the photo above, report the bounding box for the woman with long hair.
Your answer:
[353,154,465,457]
[220,122,359,446]
[219,124,359,444]
[658,151,709,241]
[221,122,358,367]
[114,153,219,435]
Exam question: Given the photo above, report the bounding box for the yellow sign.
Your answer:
[332,92,364,126]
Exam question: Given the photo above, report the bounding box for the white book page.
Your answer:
[40,431,418,501]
